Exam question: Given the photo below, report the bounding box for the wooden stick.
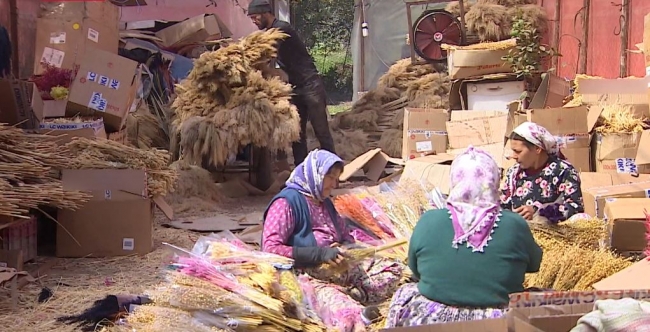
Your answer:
[619,0,629,77]
[578,0,590,74]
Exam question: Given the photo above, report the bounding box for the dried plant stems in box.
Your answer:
[0,124,90,217]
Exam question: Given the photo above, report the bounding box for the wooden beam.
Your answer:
[619,0,629,77]
[8,0,19,78]
[458,0,466,44]
[578,0,590,74]
[552,0,561,71]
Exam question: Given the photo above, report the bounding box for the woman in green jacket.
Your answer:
[385,147,543,327]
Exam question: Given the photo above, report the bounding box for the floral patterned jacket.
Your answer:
[500,156,585,222]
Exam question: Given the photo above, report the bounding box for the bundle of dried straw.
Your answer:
[64,137,177,197]
[0,124,91,217]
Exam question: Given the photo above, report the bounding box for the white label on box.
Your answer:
[98,76,109,86]
[615,158,638,174]
[87,71,97,82]
[555,136,567,148]
[40,47,65,68]
[39,121,102,131]
[122,238,135,251]
[109,79,120,90]
[104,190,112,200]
[88,92,107,112]
[49,32,66,44]
[415,141,433,152]
[87,28,99,43]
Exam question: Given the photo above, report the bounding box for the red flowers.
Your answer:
[30,63,78,100]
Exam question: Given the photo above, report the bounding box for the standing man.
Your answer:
[247,0,336,167]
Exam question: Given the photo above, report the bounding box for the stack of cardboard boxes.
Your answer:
[33,1,138,142]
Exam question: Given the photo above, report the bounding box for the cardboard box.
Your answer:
[34,18,119,74]
[574,76,650,119]
[108,129,128,144]
[446,113,508,167]
[592,131,650,174]
[509,290,650,331]
[155,14,232,47]
[382,317,510,331]
[504,106,598,172]
[602,198,650,251]
[579,172,650,217]
[56,169,171,258]
[340,149,403,182]
[399,153,455,195]
[0,80,40,129]
[594,260,650,290]
[39,118,107,144]
[38,1,120,26]
[446,41,514,79]
[402,108,449,160]
[67,48,139,131]
[581,180,650,218]
[528,74,571,109]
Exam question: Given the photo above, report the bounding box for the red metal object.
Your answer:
[540,0,650,78]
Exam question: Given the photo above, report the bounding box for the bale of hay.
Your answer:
[465,4,511,42]
[306,123,369,161]
[445,1,473,18]
[377,59,442,92]
[171,29,300,167]
[508,4,548,34]
[378,129,403,158]
[336,87,402,131]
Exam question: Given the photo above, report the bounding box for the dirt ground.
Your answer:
[0,196,272,331]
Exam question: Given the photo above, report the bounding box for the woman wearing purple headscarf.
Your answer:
[385,147,542,327]
[262,149,404,331]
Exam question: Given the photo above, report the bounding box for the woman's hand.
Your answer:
[322,246,347,266]
[514,205,535,221]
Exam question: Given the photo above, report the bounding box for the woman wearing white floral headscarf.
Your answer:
[501,122,588,224]
[385,147,542,327]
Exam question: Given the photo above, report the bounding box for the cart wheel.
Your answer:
[252,146,273,191]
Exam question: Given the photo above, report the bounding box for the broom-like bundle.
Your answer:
[172,29,300,167]
[320,239,408,274]
[0,124,91,217]
[465,4,511,42]
[445,1,473,18]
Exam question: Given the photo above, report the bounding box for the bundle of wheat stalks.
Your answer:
[0,125,91,217]
[320,239,408,275]
[525,218,633,291]
[64,137,177,197]
[171,28,300,167]
[594,103,647,134]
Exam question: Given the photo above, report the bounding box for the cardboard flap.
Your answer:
[603,198,650,220]
[61,169,147,196]
[398,154,454,194]
[526,106,591,135]
[636,130,650,165]
[528,73,571,109]
[452,47,512,67]
[593,260,650,290]
[577,76,650,105]
[450,110,507,121]
[153,196,174,220]
[446,115,508,149]
[340,148,388,182]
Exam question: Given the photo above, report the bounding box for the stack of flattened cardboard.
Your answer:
[29,1,138,142]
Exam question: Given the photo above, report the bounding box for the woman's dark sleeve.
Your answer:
[500,167,515,210]
[557,166,585,219]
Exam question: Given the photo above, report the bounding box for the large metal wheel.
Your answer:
[412,9,464,62]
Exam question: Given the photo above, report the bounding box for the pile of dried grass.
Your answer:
[525,219,633,291]
[594,103,647,134]
[444,1,473,18]
[378,129,403,158]
[465,4,511,42]
[508,4,548,34]
[64,138,177,197]
[164,161,225,213]
[337,87,402,131]
[0,125,91,217]
[126,104,169,150]
[377,59,442,92]
[172,29,299,167]
[305,123,369,161]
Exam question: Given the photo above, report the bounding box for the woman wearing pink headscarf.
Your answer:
[502,122,587,224]
[385,147,542,327]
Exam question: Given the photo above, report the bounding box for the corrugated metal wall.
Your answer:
[0,0,39,78]
[541,0,650,79]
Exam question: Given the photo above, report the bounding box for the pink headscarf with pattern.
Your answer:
[447,146,502,252]
[512,122,559,155]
